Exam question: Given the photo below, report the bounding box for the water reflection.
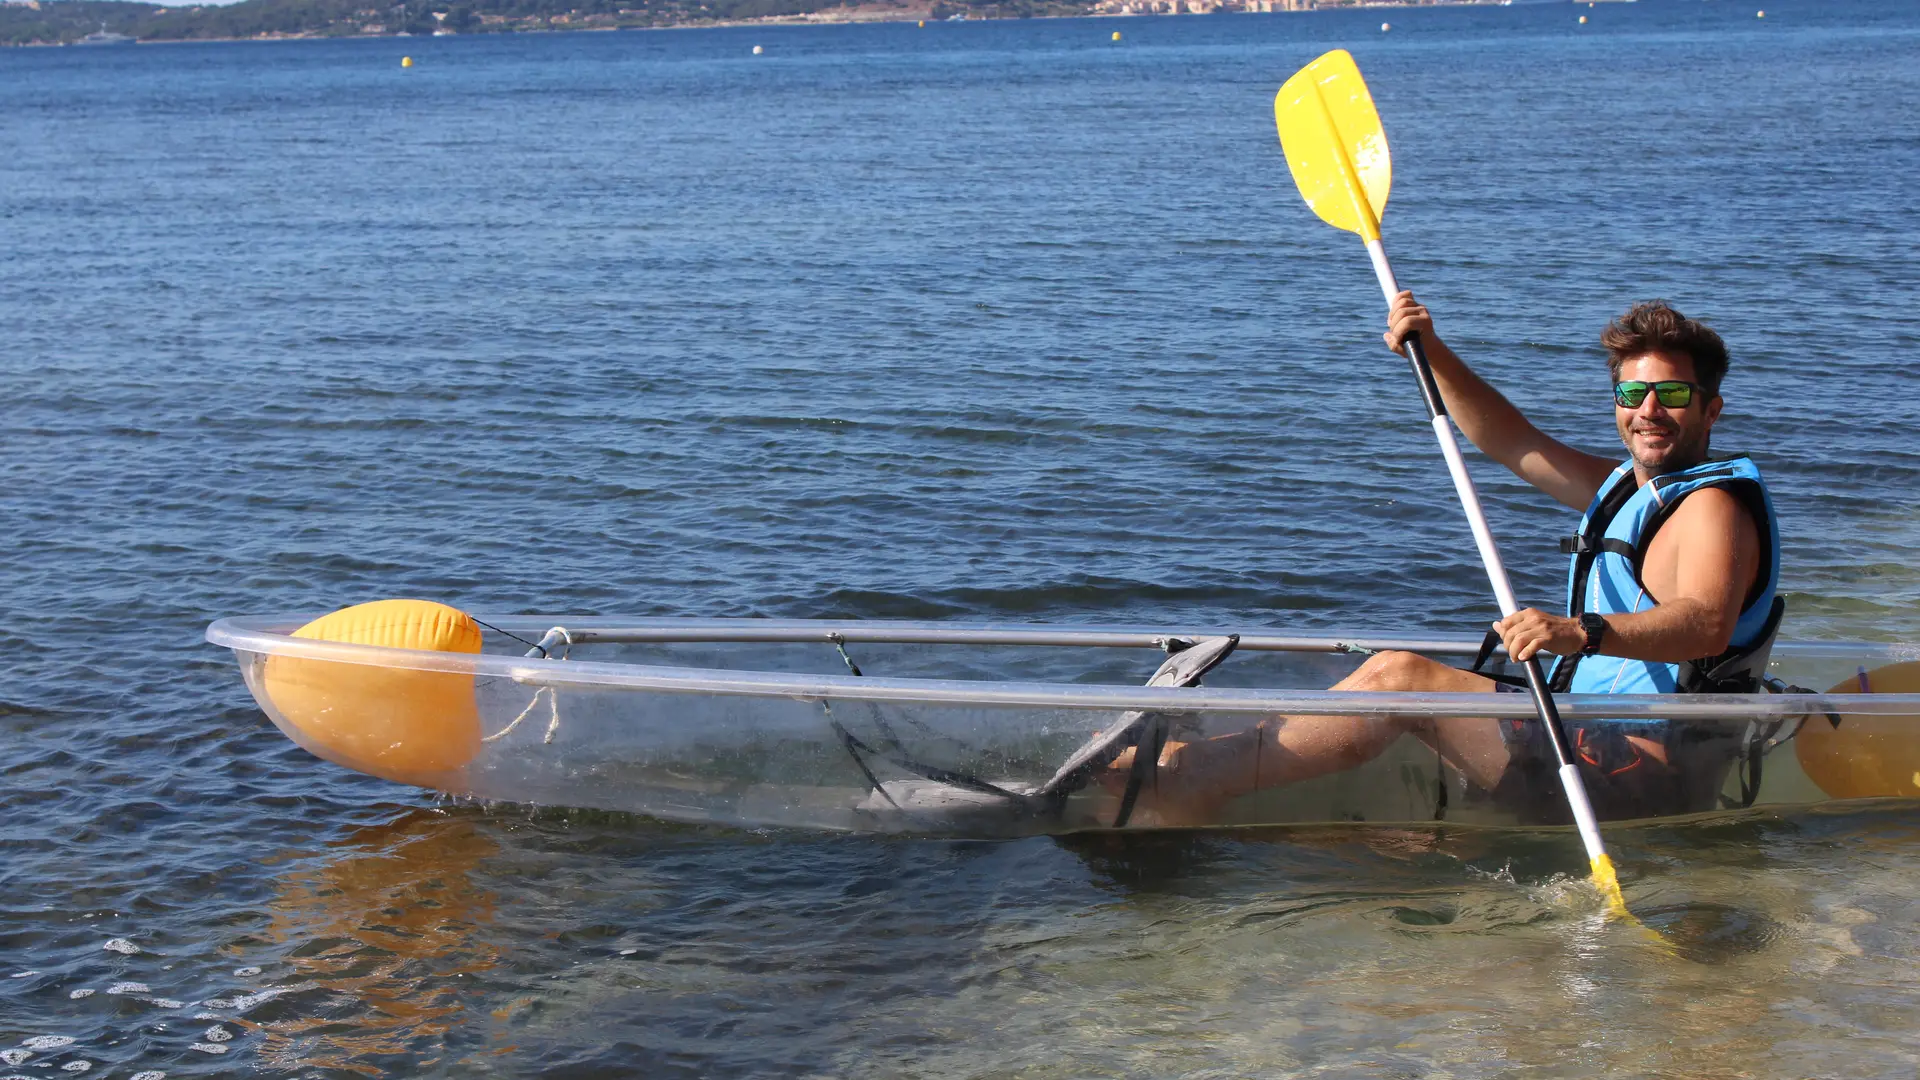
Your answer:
[1031,821,1868,1076]
[202,807,1911,1078]
[256,810,501,1075]
[1056,823,1801,963]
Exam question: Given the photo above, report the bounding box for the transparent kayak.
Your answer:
[207,614,1920,835]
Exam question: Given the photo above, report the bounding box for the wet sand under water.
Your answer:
[7,806,1920,1076]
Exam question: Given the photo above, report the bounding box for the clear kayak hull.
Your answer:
[208,614,1920,835]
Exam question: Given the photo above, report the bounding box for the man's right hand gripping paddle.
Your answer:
[1271,49,1638,923]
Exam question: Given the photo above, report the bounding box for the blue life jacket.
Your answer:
[1549,454,1784,695]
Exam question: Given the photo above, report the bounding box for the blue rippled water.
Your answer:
[5,1,1920,1075]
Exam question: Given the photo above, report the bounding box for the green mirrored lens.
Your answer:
[1653,382,1694,407]
[1614,382,1650,408]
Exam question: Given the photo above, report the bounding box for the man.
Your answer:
[1111,293,1782,826]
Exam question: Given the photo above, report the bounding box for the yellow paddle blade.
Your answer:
[1592,853,1684,954]
[1274,49,1392,242]
[1589,853,1632,920]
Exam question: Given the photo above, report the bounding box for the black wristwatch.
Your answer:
[1579,612,1608,656]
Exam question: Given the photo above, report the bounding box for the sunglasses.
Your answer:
[1613,380,1700,409]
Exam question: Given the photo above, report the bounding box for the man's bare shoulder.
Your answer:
[1659,483,1760,540]
[1645,483,1763,607]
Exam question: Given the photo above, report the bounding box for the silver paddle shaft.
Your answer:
[1362,237,1608,864]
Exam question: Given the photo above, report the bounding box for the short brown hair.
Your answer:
[1602,301,1730,398]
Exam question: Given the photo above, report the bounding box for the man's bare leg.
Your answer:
[1103,650,1513,825]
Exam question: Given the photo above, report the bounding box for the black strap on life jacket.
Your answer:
[1563,468,1644,617]
[1546,468,1644,691]
[1559,534,1641,560]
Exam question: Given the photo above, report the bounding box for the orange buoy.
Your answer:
[1795,662,1920,799]
[261,599,483,785]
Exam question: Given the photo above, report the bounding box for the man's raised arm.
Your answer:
[1384,291,1616,511]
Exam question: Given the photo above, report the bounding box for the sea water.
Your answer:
[4,1,1920,1074]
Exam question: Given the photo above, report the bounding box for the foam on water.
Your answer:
[199,988,284,1012]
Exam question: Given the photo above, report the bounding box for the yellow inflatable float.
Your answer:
[1796,662,1920,799]
[261,598,483,786]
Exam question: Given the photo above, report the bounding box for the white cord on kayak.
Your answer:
[485,684,563,744]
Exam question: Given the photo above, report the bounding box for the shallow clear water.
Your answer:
[5,1,1920,1075]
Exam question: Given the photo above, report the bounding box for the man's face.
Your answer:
[1614,350,1722,477]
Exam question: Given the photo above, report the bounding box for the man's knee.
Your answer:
[1351,649,1437,691]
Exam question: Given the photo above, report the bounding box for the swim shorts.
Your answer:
[1487,711,1748,825]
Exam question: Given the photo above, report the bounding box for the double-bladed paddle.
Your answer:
[1273,49,1633,919]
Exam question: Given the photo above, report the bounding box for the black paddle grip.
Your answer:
[1519,654,1578,770]
[1402,331,1448,421]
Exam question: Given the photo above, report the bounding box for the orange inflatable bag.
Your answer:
[261,599,484,785]
[1796,662,1920,799]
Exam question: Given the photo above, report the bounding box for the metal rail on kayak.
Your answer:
[206,615,1920,721]
[545,621,1491,656]
[208,613,1920,660]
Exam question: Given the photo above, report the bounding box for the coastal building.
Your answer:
[1090,0,1320,12]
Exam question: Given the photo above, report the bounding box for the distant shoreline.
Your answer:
[4,0,1540,48]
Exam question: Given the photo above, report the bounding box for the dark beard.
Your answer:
[1631,429,1712,477]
